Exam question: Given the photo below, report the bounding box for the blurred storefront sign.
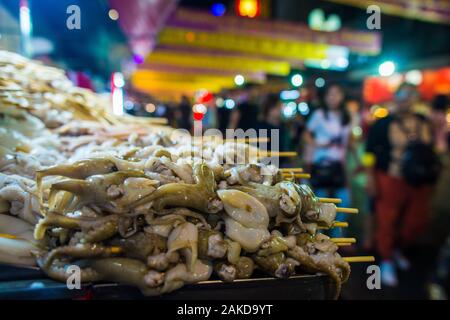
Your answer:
[128,7,379,96]
[158,27,331,61]
[327,0,450,25]
[167,8,381,55]
[144,47,291,76]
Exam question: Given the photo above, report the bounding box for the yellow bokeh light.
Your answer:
[373,107,389,119]
[238,0,259,18]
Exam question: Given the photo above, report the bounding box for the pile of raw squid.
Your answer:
[0,51,350,298]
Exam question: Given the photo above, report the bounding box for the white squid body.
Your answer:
[0,214,37,266]
[217,189,270,252]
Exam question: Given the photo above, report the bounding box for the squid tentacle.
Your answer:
[132,164,222,214]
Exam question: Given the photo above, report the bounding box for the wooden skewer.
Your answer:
[283,173,311,179]
[280,168,304,173]
[318,197,342,204]
[331,237,356,244]
[0,233,18,239]
[337,243,352,247]
[317,221,349,229]
[110,246,122,254]
[343,256,376,263]
[336,207,359,214]
[258,151,298,157]
[332,222,348,228]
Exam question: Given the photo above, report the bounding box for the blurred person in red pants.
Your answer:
[365,83,440,287]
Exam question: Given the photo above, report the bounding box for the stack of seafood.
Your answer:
[0,51,350,299]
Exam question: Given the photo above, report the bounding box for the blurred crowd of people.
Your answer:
[139,82,449,298]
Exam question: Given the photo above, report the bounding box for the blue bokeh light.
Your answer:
[211,3,226,17]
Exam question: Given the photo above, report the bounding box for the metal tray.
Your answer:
[0,264,335,300]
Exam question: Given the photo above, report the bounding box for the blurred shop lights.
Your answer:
[20,3,32,35]
[113,72,125,88]
[112,87,123,116]
[216,97,225,108]
[280,90,300,100]
[145,103,156,113]
[195,90,213,105]
[378,61,396,77]
[234,74,245,86]
[225,99,235,109]
[111,72,124,116]
[315,77,325,88]
[133,54,145,65]
[308,9,324,31]
[20,0,33,57]
[308,9,341,32]
[108,9,119,20]
[371,105,389,119]
[352,126,363,137]
[236,0,261,18]
[193,112,204,121]
[124,100,134,111]
[405,70,423,85]
[320,59,331,69]
[211,3,226,17]
[283,102,297,118]
[290,73,303,87]
[336,57,349,69]
[298,102,310,116]
[193,103,207,114]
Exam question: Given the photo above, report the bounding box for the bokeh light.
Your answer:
[145,103,156,113]
[405,70,423,85]
[108,9,119,20]
[211,3,226,16]
[225,99,235,109]
[378,61,396,77]
[315,77,325,88]
[234,74,245,86]
[290,73,303,87]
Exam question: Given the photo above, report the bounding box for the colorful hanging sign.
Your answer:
[139,62,267,83]
[144,47,291,76]
[131,78,228,94]
[158,27,332,61]
[132,70,243,87]
[166,8,381,55]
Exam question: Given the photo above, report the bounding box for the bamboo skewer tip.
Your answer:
[331,237,357,244]
[336,207,359,214]
[282,173,311,179]
[318,197,342,204]
[337,243,352,247]
[343,256,376,263]
[280,168,304,173]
